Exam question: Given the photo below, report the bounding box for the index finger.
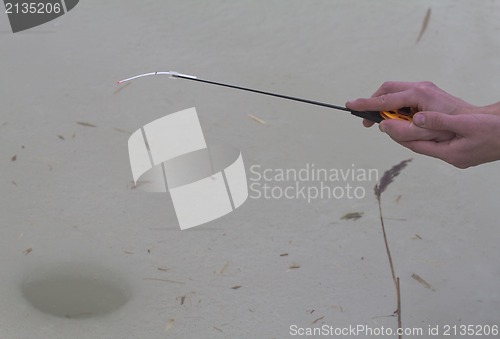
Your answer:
[371,81,419,97]
[346,90,419,112]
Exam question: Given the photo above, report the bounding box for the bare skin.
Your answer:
[346,81,500,169]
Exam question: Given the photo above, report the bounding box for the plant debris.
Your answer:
[143,278,185,284]
[231,285,242,290]
[11,154,17,162]
[310,316,325,325]
[113,127,131,134]
[416,8,431,43]
[164,319,174,333]
[23,247,32,255]
[248,114,267,125]
[385,217,407,221]
[412,273,435,291]
[213,327,223,333]
[77,121,97,128]
[412,234,422,240]
[177,295,186,305]
[288,263,300,270]
[374,159,412,199]
[157,267,170,272]
[332,305,344,313]
[374,158,412,339]
[57,134,65,140]
[219,261,230,275]
[341,212,363,221]
[280,253,288,257]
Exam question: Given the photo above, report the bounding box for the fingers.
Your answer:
[346,81,441,121]
[399,113,500,168]
[380,118,455,142]
[375,111,466,142]
[346,90,419,113]
[346,81,414,128]
[399,139,474,169]
[359,110,462,135]
[371,81,419,97]
[399,139,459,166]
[362,119,375,128]
[346,81,417,112]
[412,111,469,135]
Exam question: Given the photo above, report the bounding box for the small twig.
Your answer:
[377,197,397,287]
[310,316,325,325]
[416,8,431,44]
[164,319,174,333]
[378,195,402,339]
[143,278,185,284]
[77,121,97,127]
[248,114,267,125]
[412,273,435,291]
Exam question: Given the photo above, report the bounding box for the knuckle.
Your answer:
[377,93,395,108]
[380,81,393,90]
[378,81,397,93]
[414,81,435,95]
[378,94,389,103]
[420,81,435,87]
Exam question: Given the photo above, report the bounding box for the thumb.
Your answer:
[412,111,466,134]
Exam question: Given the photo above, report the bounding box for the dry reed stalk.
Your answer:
[374,159,412,339]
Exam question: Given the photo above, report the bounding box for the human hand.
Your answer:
[382,112,500,168]
[346,81,500,168]
[346,81,479,128]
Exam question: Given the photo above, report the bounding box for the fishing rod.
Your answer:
[117,71,415,123]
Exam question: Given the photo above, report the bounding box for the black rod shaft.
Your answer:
[177,76,351,112]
